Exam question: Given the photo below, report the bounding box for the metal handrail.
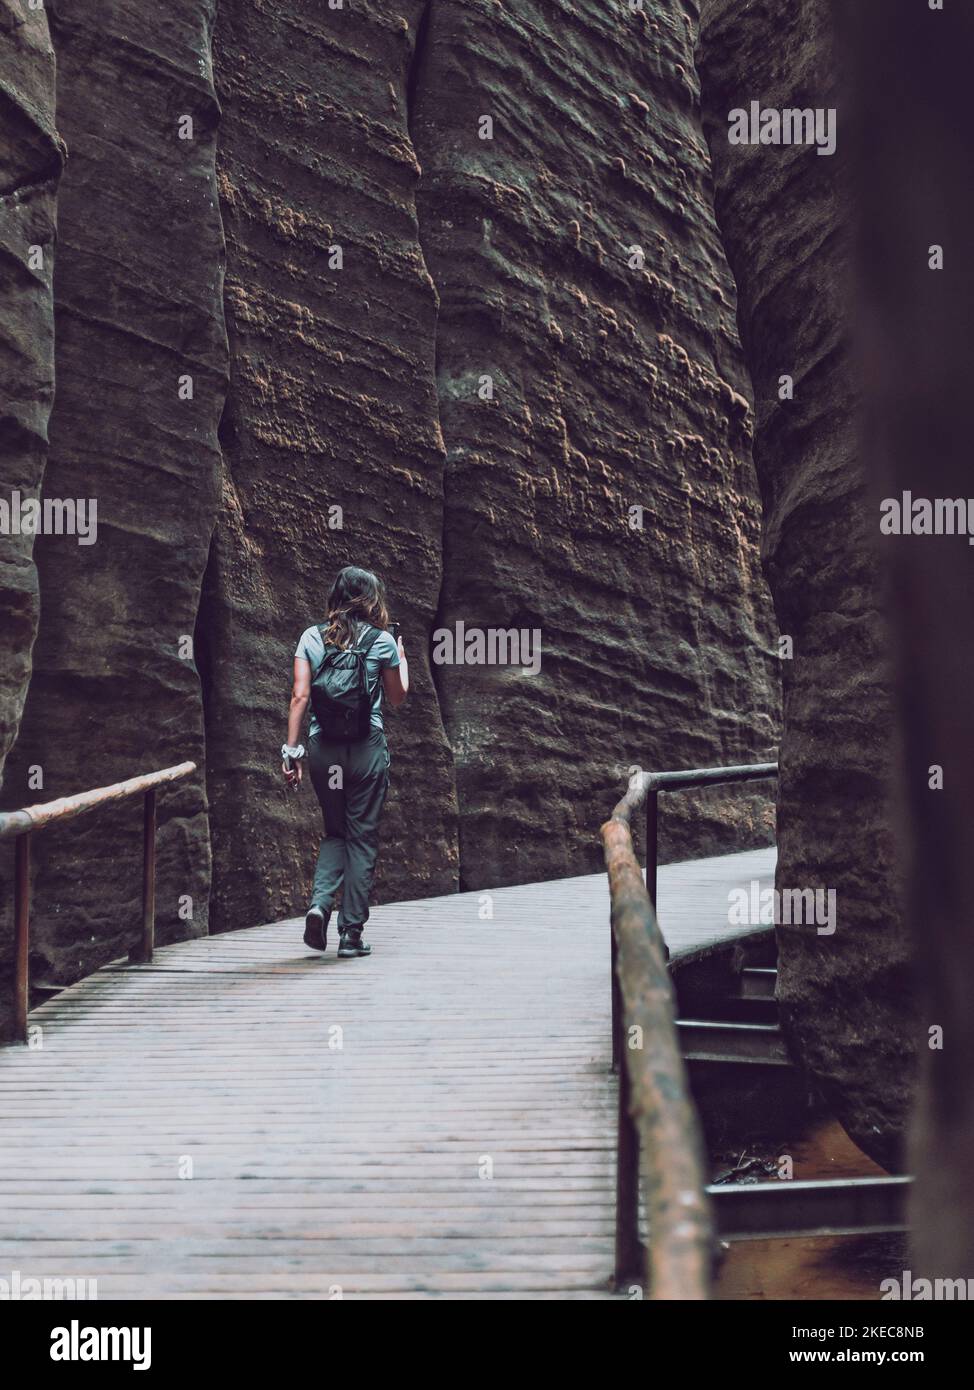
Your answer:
[1,761,196,1043]
[601,758,778,1296]
[643,761,778,914]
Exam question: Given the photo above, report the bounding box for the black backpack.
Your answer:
[310,623,382,741]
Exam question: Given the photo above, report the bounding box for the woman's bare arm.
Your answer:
[382,638,409,708]
[284,656,311,784]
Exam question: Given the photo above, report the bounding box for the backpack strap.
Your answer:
[313,622,382,666]
[355,624,383,657]
[313,625,333,678]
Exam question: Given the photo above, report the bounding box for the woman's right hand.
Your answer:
[283,759,302,788]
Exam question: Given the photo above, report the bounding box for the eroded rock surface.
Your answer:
[2,1,779,1032]
[412,0,779,888]
[697,0,915,1169]
[0,0,61,781]
[1,0,227,1012]
[205,0,459,928]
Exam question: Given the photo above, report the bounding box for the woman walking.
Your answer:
[281,566,408,958]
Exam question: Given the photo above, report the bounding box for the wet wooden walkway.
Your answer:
[0,846,775,1299]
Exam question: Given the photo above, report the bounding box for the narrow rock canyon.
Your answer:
[1,0,931,1234]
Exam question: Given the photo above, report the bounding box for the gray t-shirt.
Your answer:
[295,621,400,736]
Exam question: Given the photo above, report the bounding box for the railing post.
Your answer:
[13,832,31,1044]
[614,1048,643,1288]
[645,786,658,911]
[611,927,621,1073]
[131,787,157,964]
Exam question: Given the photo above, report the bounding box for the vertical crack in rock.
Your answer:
[0,1,228,1024]
[0,0,63,788]
[405,0,434,141]
[403,0,457,811]
[408,0,780,890]
[695,0,914,1169]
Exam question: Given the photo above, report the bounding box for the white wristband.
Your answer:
[281,743,306,762]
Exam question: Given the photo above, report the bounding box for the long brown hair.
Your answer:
[323,566,390,649]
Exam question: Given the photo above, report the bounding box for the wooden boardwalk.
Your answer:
[0,846,775,1300]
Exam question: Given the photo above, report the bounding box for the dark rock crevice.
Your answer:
[695,0,914,1170]
[0,152,64,205]
[404,0,458,842]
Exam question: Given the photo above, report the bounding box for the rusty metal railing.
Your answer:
[0,761,196,1043]
[601,759,778,1296]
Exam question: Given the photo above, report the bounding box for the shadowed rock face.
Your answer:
[847,0,974,1279]
[696,0,915,1169]
[1,1,227,997]
[0,1,61,780]
[412,0,779,887]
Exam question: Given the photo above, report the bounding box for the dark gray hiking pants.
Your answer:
[307,726,390,931]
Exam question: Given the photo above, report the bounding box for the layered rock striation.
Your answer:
[0,0,61,779]
[1,1,778,1026]
[412,0,779,887]
[846,0,974,1274]
[203,0,459,930]
[1,0,227,996]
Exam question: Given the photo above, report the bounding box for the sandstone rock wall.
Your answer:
[0,0,61,779]
[203,0,459,930]
[412,0,779,888]
[847,0,974,1276]
[198,0,780,918]
[696,0,914,1169]
[1,1,779,1028]
[1,0,227,998]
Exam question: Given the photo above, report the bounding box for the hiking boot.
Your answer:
[338,927,371,958]
[303,906,329,952]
